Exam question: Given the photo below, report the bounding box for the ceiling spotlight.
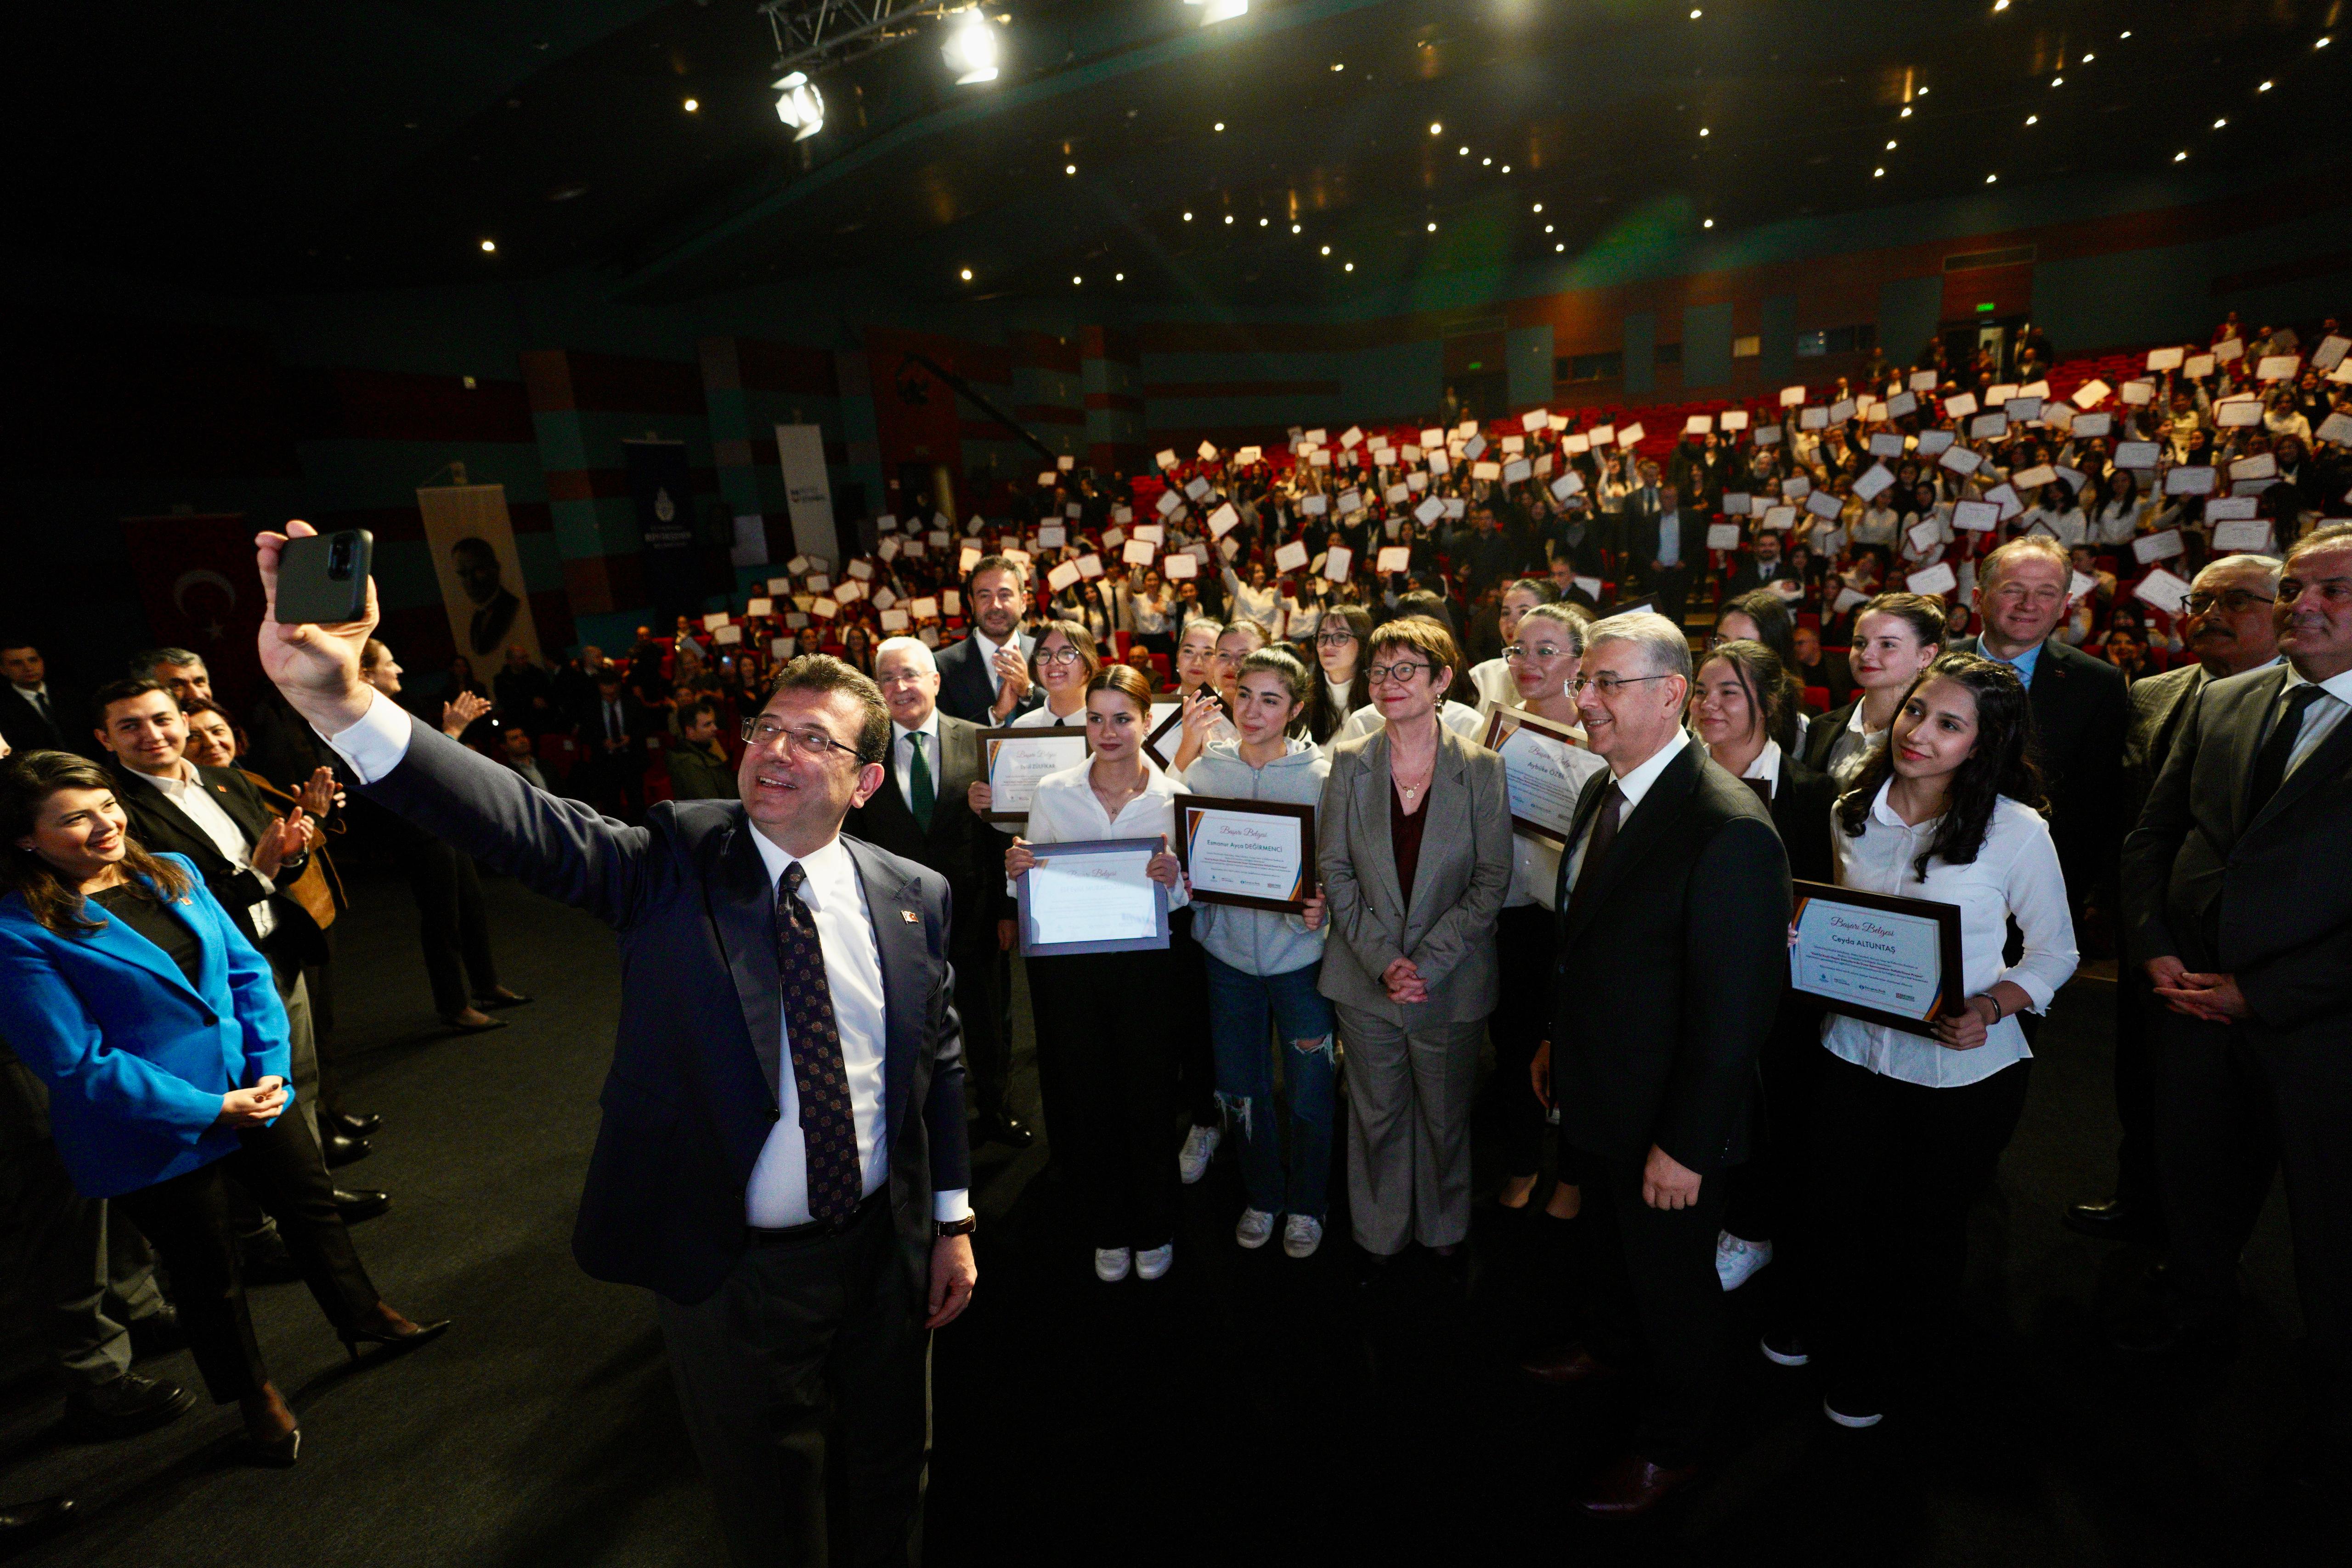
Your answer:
[479,239,497,253]
[1482,156,1493,164]
[2213,117,2227,128]
[1555,242,1565,252]
[1427,222,1437,231]
[1072,275,1082,285]
[1429,122,1442,135]
[1320,244,1331,255]
[1213,121,1225,131]
[1458,146,1470,155]
[1223,213,1233,223]
[942,13,999,85]
[1258,216,1268,226]
[1985,172,1998,182]
[1544,223,1554,231]
[1182,211,1193,220]
[2025,114,2037,125]
[1532,202,1544,212]
[1698,127,1709,137]
[1344,261,1354,271]
[1900,106,1912,117]
[1702,218,1714,228]
[773,71,824,140]
[1191,0,1250,23]
[2260,79,2273,90]
[1886,139,1897,149]
[2174,150,2188,161]
[1291,222,1301,233]
[2081,52,2094,62]
[1873,167,1884,176]
[1115,271,1125,280]
[1064,163,1077,175]
[682,97,699,113]
[2051,76,2063,87]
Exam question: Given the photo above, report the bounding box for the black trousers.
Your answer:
[1168,909,1218,1127]
[1032,949,1179,1250]
[656,1199,927,1568]
[407,836,501,1018]
[949,936,1008,1122]
[1574,1149,1730,1466]
[1722,1001,1826,1246]
[1642,562,1692,632]
[111,1114,379,1403]
[2105,967,2164,1217]
[1809,1053,2030,1414]
[1488,906,1555,1179]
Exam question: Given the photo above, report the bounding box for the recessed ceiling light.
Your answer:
[1331,61,1345,71]
[2120,30,2131,39]
[1917,86,1929,94]
[1065,163,1077,174]
[1482,156,1493,164]
[1426,222,1437,231]
[1993,0,2007,9]
[2174,150,2188,161]
[1698,127,1709,137]
[682,98,699,113]
[1500,164,1511,173]
[2259,80,2273,90]
[1555,242,1564,252]
[1532,202,1544,213]
[1214,121,1225,131]
[1223,213,1233,223]
[1320,244,1331,255]
[1901,106,1913,117]
[1544,223,1554,232]
[960,267,972,281]
[1429,122,1442,135]
[1115,272,1125,281]
[1291,222,1301,233]
[1985,173,1998,182]
[2025,115,2037,125]
[2081,52,2094,62]
[1344,261,1354,271]
[1258,216,1268,226]
[1072,275,1082,285]
[1703,218,1714,228]
[1886,139,1897,149]
[1873,167,1884,176]
[1182,211,1193,220]
[1458,146,1470,156]
[479,239,497,252]
[2213,117,2227,128]
[2318,35,2331,49]
[2051,76,2063,87]
[1690,7,1703,17]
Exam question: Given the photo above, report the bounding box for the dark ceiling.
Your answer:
[20,0,2344,312]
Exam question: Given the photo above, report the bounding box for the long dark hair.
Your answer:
[1714,592,1804,750]
[1696,640,1796,759]
[1306,603,1374,743]
[0,751,193,933]
[1835,653,2047,882]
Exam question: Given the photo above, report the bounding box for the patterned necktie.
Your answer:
[907,731,935,833]
[2245,684,2325,821]
[776,863,861,1222]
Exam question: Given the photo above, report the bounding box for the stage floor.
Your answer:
[0,861,2322,1566]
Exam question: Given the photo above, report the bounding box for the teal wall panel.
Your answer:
[1877,275,1946,364]
[1681,302,1733,389]
[1622,313,1657,395]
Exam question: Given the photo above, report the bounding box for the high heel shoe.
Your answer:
[247,1427,301,1468]
[339,1317,451,1364]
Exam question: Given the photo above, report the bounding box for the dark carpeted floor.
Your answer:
[0,863,2325,1566]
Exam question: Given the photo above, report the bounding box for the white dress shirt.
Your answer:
[12,681,55,723]
[1021,760,1188,910]
[891,711,942,811]
[144,766,276,940]
[318,689,970,1224]
[1010,697,1090,730]
[1821,783,2079,1088]
[1336,698,1486,745]
[1737,739,1784,799]
[1826,700,1885,785]
[972,631,1020,698]
[1561,728,1689,894]
[2275,664,2352,778]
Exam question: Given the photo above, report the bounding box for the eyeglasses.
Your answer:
[1568,673,1672,697]
[1315,631,1358,648]
[741,718,865,762]
[2181,590,2275,615]
[1035,646,1086,666]
[1364,661,1433,686]
[1502,642,1571,662]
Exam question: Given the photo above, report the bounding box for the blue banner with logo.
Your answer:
[624,439,701,618]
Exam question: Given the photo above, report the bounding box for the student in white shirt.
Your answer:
[1488,607,1606,1226]
[1809,594,1946,784]
[1807,653,2078,1428]
[962,620,1098,837]
[1222,559,1286,639]
[1130,568,1176,667]
[1004,667,1189,1284]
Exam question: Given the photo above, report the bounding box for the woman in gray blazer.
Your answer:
[1318,617,1513,1260]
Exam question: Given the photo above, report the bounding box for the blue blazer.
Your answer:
[0,855,292,1198]
[357,711,969,1307]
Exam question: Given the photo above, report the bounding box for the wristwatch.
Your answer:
[935,1214,978,1238]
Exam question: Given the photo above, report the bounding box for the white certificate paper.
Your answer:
[1487,711,1587,846]
[1791,891,1950,1025]
[1181,804,1310,907]
[982,728,1090,821]
[1026,851,1160,942]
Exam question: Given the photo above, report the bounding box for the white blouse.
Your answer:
[1022,759,1189,910]
[1821,783,2078,1088]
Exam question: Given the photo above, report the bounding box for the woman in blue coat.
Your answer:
[0,751,444,1466]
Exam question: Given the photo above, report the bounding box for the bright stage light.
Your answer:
[1191,0,1250,24]
[773,72,824,140]
[942,15,1000,85]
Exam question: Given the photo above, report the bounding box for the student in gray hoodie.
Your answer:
[1178,649,1337,1258]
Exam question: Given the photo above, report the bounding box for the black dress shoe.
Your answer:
[128,1305,185,1360]
[2065,1196,2165,1245]
[333,1188,392,1224]
[339,1317,451,1364]
[0,1495,75,1543]
[322,1131,373,1168]
[474,989,533,1010]
[975,1112,1035,1150]
[62,1373,196,1441]
[330,1111,384,1139]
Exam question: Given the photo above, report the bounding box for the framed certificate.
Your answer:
[1176,796,1316,913]
[1481,707,1588,848]
[1142,692,1225,769]
[978,726,1089,823]
[1787,880,1965,1034]
[1015,836,1171,956]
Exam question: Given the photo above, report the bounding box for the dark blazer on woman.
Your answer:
[0,856,290,1197]
[1770,750,1839,886]
[1550,742,1792,1174]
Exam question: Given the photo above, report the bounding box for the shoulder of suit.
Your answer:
[842,834,947,902]
[2200,660,2288,710]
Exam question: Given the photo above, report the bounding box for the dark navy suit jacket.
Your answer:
[357,712,969,1306]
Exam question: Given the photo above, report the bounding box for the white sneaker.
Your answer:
[1178,1124,1221,1184]
[1235,1209,1276,1250]
[1094,1247,1131,1283]
[1135,1242,1174,1280]
[1823,1398,1883,1429]
[1715,1231,1774,1292]
[1282,1214,1324,1258]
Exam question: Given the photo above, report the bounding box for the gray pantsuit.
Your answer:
[1317,724,1514,1257]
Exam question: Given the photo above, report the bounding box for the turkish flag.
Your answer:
[120,514,268,709]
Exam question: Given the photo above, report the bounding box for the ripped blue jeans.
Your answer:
[1204,953,1337,1221]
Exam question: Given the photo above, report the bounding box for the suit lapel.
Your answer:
[844,840,923,1147]
[1559,745,1698,944]
[1356,732,1405,920]
[111,768,215,865]
[2245,694,2352,840]
[2228,666,2291,838]
[1402,734,1470,930]
[707,823,784,1105]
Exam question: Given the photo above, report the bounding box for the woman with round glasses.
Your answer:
[1007,621,1098,733]
[1488,606,1606,1227]
[1304,604,1374,745]
[1317,618,1512,1269]
[1005,667,1189,1283]
[1468,579,1559,718]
